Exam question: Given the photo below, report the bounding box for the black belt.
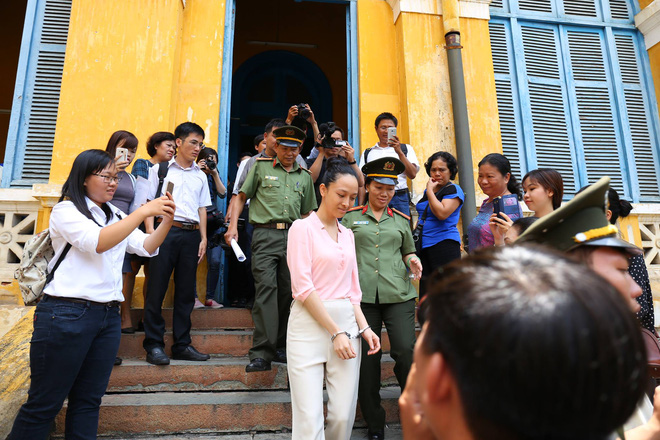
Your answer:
[156,219,200,230]
[395,189,409,195]
[45,295,120,308]
[253,222,291,230]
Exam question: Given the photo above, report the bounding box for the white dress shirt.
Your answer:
[358,143,420,191]
[147,158,211,223]
[44,198,157,303]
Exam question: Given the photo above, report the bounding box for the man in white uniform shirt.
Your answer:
[142,122,212,365]
[358,112,419,216]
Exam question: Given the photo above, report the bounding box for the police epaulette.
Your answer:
[256,157,271,161]
[301,167,312,174]
[347,206,364,212]
[391,208,411,221]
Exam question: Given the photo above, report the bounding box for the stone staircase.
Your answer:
[53,308,403,437]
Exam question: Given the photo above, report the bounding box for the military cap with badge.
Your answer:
[274,125,306,148]
[516,176,640,255]
[362,157,406,185]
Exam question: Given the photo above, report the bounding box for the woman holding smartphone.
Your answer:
[342,157,421,440]
[287,157,381,440]
[467,153,523,251]
[9,149,175,439]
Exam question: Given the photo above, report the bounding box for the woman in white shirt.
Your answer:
[9,149,175,440]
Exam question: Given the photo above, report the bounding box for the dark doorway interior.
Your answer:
[0,1,28,167]
[229,0,347,182]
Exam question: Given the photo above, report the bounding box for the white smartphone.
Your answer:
[387,127,397,141]
[166,181,175,195]
[116,147,128,162]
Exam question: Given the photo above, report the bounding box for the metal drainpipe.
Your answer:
[445,30,477,246]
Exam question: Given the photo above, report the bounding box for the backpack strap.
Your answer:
[363,147,372,163]
[45,242,72,285]
[155,161,169,198]
[364,144,407,162]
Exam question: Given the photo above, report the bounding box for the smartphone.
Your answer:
[166,181,175,195]
[387,127,397,142]
[115,147,128,162]
[493,194,519,219]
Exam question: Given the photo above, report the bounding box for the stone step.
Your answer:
[129,307,253,330]
[108,355,399,393]
[117,329,415,358]
[55,388,401,436]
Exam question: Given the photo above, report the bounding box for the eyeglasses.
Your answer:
[93,174,121,184]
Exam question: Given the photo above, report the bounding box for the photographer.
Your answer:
[198,147,227,308]
[308,123,364,206]
[286,103,320,152]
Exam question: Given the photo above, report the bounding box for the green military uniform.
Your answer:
[341,157,417,436]
[239,128,317,364]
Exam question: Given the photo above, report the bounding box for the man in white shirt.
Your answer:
[142,122,212,366]
[358,112,419,216]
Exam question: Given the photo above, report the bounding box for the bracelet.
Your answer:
[405,255,419,268]
[347,160,356,165]
[331,331,351,342]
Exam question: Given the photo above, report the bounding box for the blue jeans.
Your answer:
[389,191,411,216]
[206,240,223,302]
[9,295,121,440]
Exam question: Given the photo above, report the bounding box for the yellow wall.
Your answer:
[51,0,227,182]
[640,0,654,9]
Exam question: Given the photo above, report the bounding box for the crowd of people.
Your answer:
[7,105,660,440]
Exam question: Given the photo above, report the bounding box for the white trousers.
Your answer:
[287,299,361,440]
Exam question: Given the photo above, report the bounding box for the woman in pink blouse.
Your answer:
[287,157,381,440]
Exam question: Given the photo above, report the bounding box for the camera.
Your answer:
[297,103,311,120]
[206,157,217,171]
[319,122,341,149]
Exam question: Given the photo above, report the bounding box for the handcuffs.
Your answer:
[331,326,371,342]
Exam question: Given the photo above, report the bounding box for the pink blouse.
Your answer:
[287,211,362,304]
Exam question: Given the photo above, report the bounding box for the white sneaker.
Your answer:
[193,298,205,309]
[205,299,224,309]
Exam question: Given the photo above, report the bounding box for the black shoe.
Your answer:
[136,320,145,332]
[246,358,271,372]
[121,327,135,334]
[368,430,384,440]
[172,346,210,361]
[146,347,170,365]
[273,349,287,364]
[114,357,123,366]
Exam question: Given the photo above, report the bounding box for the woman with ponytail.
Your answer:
[286,156,381,440]
[467,153,523,251]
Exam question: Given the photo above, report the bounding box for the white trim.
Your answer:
[635,0,660,49]
[181,0,186,8]
[386,0,491,23]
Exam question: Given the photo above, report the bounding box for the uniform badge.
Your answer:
[353,221,369,225]
[286,129,295,136]
[384,161,395,171]
[265,175,279,181]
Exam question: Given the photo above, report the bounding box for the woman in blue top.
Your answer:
[467,153,523,252]
[415,152,464,297]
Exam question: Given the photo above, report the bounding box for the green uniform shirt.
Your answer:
[342,205,417,304]
[240,157,317,224]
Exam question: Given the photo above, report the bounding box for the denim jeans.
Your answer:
[9,295,121,440]
[206,241,223,302]
[389,191,411,216]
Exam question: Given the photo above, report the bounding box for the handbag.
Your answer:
[641,328,660,378]
[412,205,429,254]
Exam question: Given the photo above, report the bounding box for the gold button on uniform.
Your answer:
[375,257,379,261]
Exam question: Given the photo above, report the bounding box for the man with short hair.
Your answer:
[225,125,317,372]
[358,112,419,215]
[400,245,647,440]
[142,122,211,366]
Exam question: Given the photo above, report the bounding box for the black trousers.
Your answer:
[143,227,200,354]
[419,239,461,298]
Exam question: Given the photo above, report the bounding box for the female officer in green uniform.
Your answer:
[341,157,422,440]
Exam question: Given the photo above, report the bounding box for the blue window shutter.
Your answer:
[609,0,631,20]
[4,0,71,186]
[612,32,660,200]
[565,29,626,195]
[563,0,598,18]
[519,24,579,194]
[489,20,524,180]
[518,0,553,14]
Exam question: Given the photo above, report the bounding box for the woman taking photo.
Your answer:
[490,168,563,246]
[342,157,421,440]
[415,152,464,297]
[467,153,523,251]
[9,149,175,439]
[287,157,380,440]
[121,131,176,331]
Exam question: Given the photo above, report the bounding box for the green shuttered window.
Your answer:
[490,0,660,202]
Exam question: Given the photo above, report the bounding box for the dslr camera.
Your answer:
[205,157,217,171]
[296,103,311,120]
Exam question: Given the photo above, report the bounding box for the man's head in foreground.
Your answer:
[412,244,646,440]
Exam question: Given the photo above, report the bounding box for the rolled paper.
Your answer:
[230,238,246,262]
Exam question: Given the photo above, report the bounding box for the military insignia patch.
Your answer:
[384,161,395,171]
[286,129,295,136]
